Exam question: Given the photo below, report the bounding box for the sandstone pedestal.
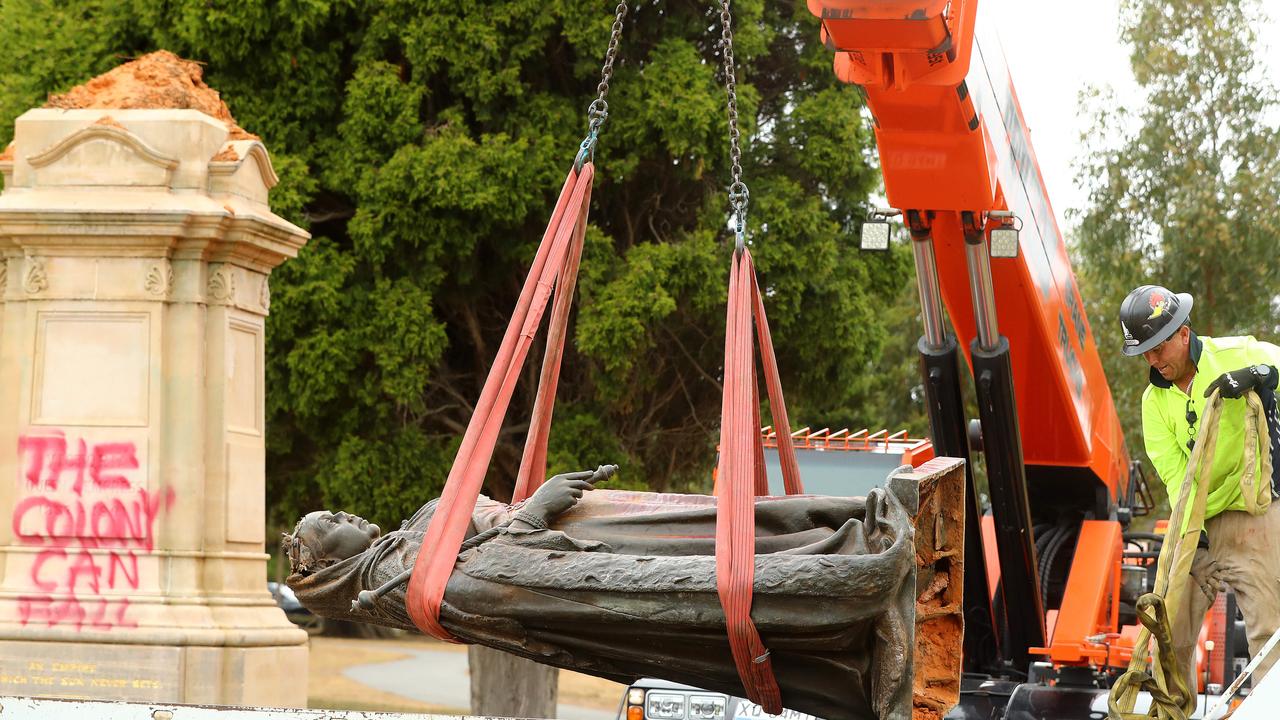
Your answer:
[0,83,309,704]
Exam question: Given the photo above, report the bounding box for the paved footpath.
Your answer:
[343,644,616,720]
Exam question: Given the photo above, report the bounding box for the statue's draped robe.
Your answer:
[289,486,919,720]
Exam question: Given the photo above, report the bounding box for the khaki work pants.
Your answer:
[1173,501,1280,690]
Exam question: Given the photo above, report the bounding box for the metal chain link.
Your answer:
[719,0,749,249]
[576,1,628,170]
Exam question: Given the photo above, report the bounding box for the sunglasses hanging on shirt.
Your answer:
[1186,397,1197,450]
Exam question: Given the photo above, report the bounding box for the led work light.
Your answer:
[987,210,1022,259]
[860,207,901,251]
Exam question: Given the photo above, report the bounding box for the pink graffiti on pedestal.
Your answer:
[11,432,175,630]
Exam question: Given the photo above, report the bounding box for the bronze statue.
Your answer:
[285,466,922,720]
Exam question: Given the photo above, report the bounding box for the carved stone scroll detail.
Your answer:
[145,261,174,298]
[259,276,271,312]
[24,257,48,295]
[208,264,237,304]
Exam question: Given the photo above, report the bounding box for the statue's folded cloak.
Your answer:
[289,484,919,720]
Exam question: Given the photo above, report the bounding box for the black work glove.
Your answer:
[1204,365,1279,399]
[513,464,618,529]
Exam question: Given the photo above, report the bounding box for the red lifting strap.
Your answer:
[511,169,590,503]
[716,246,802,714]
[405,163,594,641]
[751,266,802,496]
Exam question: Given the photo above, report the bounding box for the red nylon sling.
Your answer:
[402,164,805,716]
[405,162,594,641]
[753,276,802,496]
[715,245,804,714]
[750,364,769,496]
[714,273,802,498]
[511,170,590,503]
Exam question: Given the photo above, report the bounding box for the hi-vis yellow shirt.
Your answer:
[1142,334,1280,526]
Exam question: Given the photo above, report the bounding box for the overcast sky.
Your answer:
[985,0,1280,232]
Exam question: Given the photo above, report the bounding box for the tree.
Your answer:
[0,0,910,530]
[1073,0,1280,474]
[2,2,920,712]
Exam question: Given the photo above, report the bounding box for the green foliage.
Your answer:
[1,1,913,530]
[1073,0,1280,493]
[0,1,139,142]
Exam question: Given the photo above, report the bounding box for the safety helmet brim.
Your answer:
[1120,292,1193,356]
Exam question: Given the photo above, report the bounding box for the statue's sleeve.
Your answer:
[472,495,516,531]
[403,496,513,535]
[404,499,439,531]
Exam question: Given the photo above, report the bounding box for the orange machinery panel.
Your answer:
[809,1,978,91]
[809,0,1130,500]
[1029,520,1122,664]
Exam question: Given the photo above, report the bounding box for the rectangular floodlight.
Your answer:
[989,226,1020,258]
[860,220,891,251]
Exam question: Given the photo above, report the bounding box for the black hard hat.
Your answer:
[1119,285,1193,356]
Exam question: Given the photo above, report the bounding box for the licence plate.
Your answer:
[732,702,818,720]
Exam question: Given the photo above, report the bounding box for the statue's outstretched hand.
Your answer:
[514,464,618,529]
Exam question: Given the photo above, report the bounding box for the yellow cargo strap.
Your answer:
[1108,389,1271,720]
[1238,391,1272,516]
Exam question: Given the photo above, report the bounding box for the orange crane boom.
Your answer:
[808,0,1135,682]
[815,0,1126,485]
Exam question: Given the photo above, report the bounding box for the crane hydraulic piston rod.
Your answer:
[908,210,947,350]
[961,211,1047,669]
[962,212,1000,353]
[908,209,1000,672]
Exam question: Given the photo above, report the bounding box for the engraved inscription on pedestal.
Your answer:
[0,643,179,702]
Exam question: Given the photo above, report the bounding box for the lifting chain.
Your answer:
[719,0,749,250]
[576,1,629,171]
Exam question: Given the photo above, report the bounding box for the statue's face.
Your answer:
[296,511,382,567]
